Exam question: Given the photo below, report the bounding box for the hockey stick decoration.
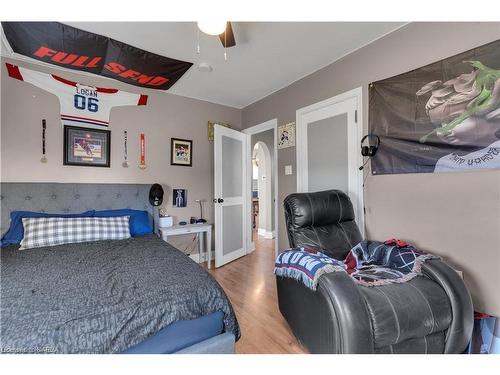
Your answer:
[139,132,147,169]
[122,130,129,168]
[40,119,47,163]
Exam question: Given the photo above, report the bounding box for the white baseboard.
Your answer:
[189,251,215,263]
[248,241,256,253]
[258,228,275,239]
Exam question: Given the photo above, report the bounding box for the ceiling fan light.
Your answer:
[197,21,227,36]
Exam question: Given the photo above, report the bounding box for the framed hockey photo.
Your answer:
[64,126,111,167]
[170,138,192,166]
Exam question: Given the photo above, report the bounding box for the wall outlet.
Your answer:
[285,165,293,175]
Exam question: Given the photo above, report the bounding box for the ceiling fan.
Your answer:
[197,21,236,48]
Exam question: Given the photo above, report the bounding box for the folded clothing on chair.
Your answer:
[274,240,439,290]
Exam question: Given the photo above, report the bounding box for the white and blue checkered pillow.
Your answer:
[19,216,131,250]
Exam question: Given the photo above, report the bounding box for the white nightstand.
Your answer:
[159,223,213,269]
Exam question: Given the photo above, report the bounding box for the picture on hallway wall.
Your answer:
[369,39,500,174]
[173,189,187,208]
[278,122,295,149]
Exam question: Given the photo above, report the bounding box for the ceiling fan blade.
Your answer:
[219,22,236,48]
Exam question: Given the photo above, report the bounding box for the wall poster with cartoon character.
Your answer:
[369,39,500,174]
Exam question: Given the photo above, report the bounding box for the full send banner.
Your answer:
[369,39,500,174]
[2,22,193,91]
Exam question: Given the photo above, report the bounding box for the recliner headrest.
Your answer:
[284,189,356,228]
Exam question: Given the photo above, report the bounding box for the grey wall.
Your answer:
[1,57,242,252]
[251,129,275,232]
[242,22,500,316]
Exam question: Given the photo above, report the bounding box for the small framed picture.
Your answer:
[63,126,111,167]
[208,121,232,141]
[278,122,296,149]
[173,189,187,208]
[171,138,192,166]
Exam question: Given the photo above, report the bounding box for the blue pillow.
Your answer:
[1,210,95,246]
[94,209,152,237]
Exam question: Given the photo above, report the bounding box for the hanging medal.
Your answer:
[139,132,147,169]
[40,119,47,163]
[122,130,129,168]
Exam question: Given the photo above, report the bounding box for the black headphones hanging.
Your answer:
[360,134,380,157]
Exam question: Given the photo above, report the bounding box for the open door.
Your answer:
[214,124,248,267]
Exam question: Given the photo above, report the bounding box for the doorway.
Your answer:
[252,141,273,241]
[296,87,364,235]
[244,119,278,255]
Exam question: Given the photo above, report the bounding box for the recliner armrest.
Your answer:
[421,259,474,353]
[317,272,374,353]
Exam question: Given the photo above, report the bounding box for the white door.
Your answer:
[214,124,248,267]
[296,87,364,235]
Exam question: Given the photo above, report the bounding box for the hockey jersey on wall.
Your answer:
[6,63,148,127]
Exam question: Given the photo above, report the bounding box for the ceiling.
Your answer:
[9,22,407,108]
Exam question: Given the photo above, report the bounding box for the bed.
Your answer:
[0,183,240,354]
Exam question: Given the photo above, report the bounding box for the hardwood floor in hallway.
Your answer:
[208,235,307,354]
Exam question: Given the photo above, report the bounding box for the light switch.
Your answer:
[285,165,293,175]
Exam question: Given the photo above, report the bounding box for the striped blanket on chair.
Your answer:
[274,247,345,290]
[274,240,438,290]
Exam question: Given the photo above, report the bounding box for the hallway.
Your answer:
[209,235,307,354]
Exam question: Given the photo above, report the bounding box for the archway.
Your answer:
[252,141,273,241]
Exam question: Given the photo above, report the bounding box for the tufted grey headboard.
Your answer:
[0,183,155,237]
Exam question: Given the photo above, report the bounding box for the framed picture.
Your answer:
[171,138,192,166]
[173,189,187,208]
[208,121,231,141]
[278,122,296,149]
[63,126,111,167]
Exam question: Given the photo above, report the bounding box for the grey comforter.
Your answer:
[0,235,240,353]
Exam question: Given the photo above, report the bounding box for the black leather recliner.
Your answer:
[277,189,473,354]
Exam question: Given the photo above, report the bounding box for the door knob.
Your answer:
[218,198,224,203]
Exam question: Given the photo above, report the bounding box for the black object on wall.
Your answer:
[149,183,164,236]
[360,134,380,157]
[369,39,500,175]
[149,184,164,207]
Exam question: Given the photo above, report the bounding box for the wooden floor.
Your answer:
[208,234,307,354]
